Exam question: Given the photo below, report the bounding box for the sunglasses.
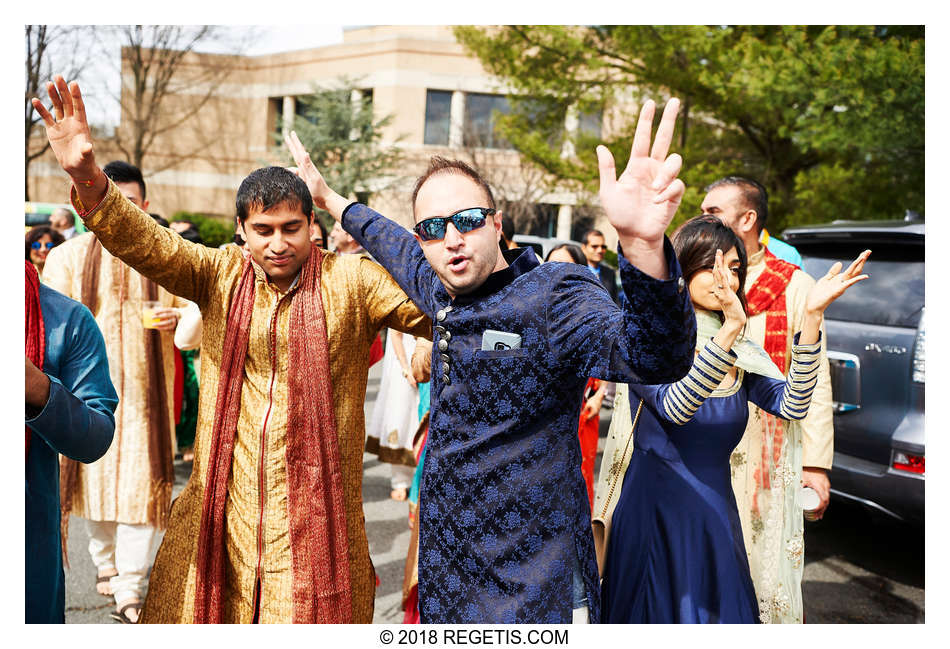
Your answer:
[31,241,55,250]
[412,207,496,242]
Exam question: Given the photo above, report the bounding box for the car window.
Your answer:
[797,241,924,327]
[26,212,51,226]
[523,242,543,258]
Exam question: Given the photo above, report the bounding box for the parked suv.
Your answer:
[782,219,924,525]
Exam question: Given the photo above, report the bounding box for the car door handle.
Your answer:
[828,351,861,413]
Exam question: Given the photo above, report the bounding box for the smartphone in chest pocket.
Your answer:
[480,329,522,351]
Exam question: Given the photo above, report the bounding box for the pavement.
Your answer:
[64,363,924,623]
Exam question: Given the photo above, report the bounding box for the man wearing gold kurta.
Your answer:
[33,76,429,623]
[43,161,187,623]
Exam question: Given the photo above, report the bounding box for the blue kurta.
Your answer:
[602,337,820,623]
[343,204,695,623]
[25,284,117,624]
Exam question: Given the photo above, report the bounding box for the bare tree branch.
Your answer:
[25,25,95,200]
[97,25,253,172]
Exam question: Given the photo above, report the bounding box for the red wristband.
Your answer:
[75,168,102,187]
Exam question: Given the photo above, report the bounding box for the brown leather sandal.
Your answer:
[110,601,142,624]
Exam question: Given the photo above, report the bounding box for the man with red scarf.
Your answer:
[702,176,834,622]
[26,261,117,623]
[33,76,428,624]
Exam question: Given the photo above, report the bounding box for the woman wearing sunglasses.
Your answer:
[598,215,869,623]
[26,225,65,277]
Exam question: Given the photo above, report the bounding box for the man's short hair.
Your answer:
[705,176,769,233]
[235,166,313,225]
[582,229,605,246]
[501,214,514,244]
[103,160,147,200]
[411,157,495,214]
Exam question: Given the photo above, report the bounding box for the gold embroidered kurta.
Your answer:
[72,181,430,623]
[43,232,183,525]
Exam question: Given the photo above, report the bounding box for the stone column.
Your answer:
[556,204,574,241]
[449,90,465,147]
[350,89,364,141]
[561,104,579,159]
[281,95,296,141]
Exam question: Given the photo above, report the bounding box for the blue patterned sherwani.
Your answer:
[343,204,696,623]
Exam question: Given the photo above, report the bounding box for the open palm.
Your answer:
[805,250,871,314]
[598,98,684,244]
[31,76,98,180]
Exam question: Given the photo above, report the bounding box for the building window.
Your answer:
[578,109,602,139]
[464,92,511,149]
[570,206,599,243]
[424,90,452,146]
[523,203,560,238]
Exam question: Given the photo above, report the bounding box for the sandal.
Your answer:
[96,570,117,596]
[111,600,142,624]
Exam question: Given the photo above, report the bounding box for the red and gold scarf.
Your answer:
[26,261,45,462]
[193,245,353,624]
[744,248,798,495]
[745,249,798,373]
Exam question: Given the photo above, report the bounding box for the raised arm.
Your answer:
[636,341,738,425]
[284,132,437,313]
[745,334,822,421]
[749,250,870,421]
[597,98,685,280]
[32,76,221,307]
[547,252,695,385]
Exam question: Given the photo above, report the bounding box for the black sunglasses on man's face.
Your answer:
[412,207,496,242]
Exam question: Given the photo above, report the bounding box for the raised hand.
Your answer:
[597,98,684,248]
[711,249,746,330]
[31,76,99,183]
[284,131,330,207]
[805,250,871,315]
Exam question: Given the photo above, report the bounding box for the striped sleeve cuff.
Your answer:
[662,340,737,425]
[779,332,823,420]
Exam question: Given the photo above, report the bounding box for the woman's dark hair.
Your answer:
[671,214,748,316]
[544,243,586,265]
[25,225,65,260]
[178,226,205,246]
[313,218,329,247]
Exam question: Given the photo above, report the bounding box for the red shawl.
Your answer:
[744,248,798,493]
[26,261,45,461]
[193,245,353,623]
[744,248,798,373]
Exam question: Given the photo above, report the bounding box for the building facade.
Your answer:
[29,25,620,246]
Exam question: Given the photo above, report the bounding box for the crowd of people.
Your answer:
[26,74,870,625]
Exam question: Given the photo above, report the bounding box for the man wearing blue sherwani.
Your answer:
[26,262,117,623]
[288,98,696,623]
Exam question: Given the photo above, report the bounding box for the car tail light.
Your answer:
[892,451,925,475]
[912,309,925,383]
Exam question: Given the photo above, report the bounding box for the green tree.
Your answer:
[454,25,923,232]
[275,77,403,228]
[170,211,233,248]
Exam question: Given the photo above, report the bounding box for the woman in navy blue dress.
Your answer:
[601,216,870,623]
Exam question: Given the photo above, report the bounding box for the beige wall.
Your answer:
[28,25,623,248]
